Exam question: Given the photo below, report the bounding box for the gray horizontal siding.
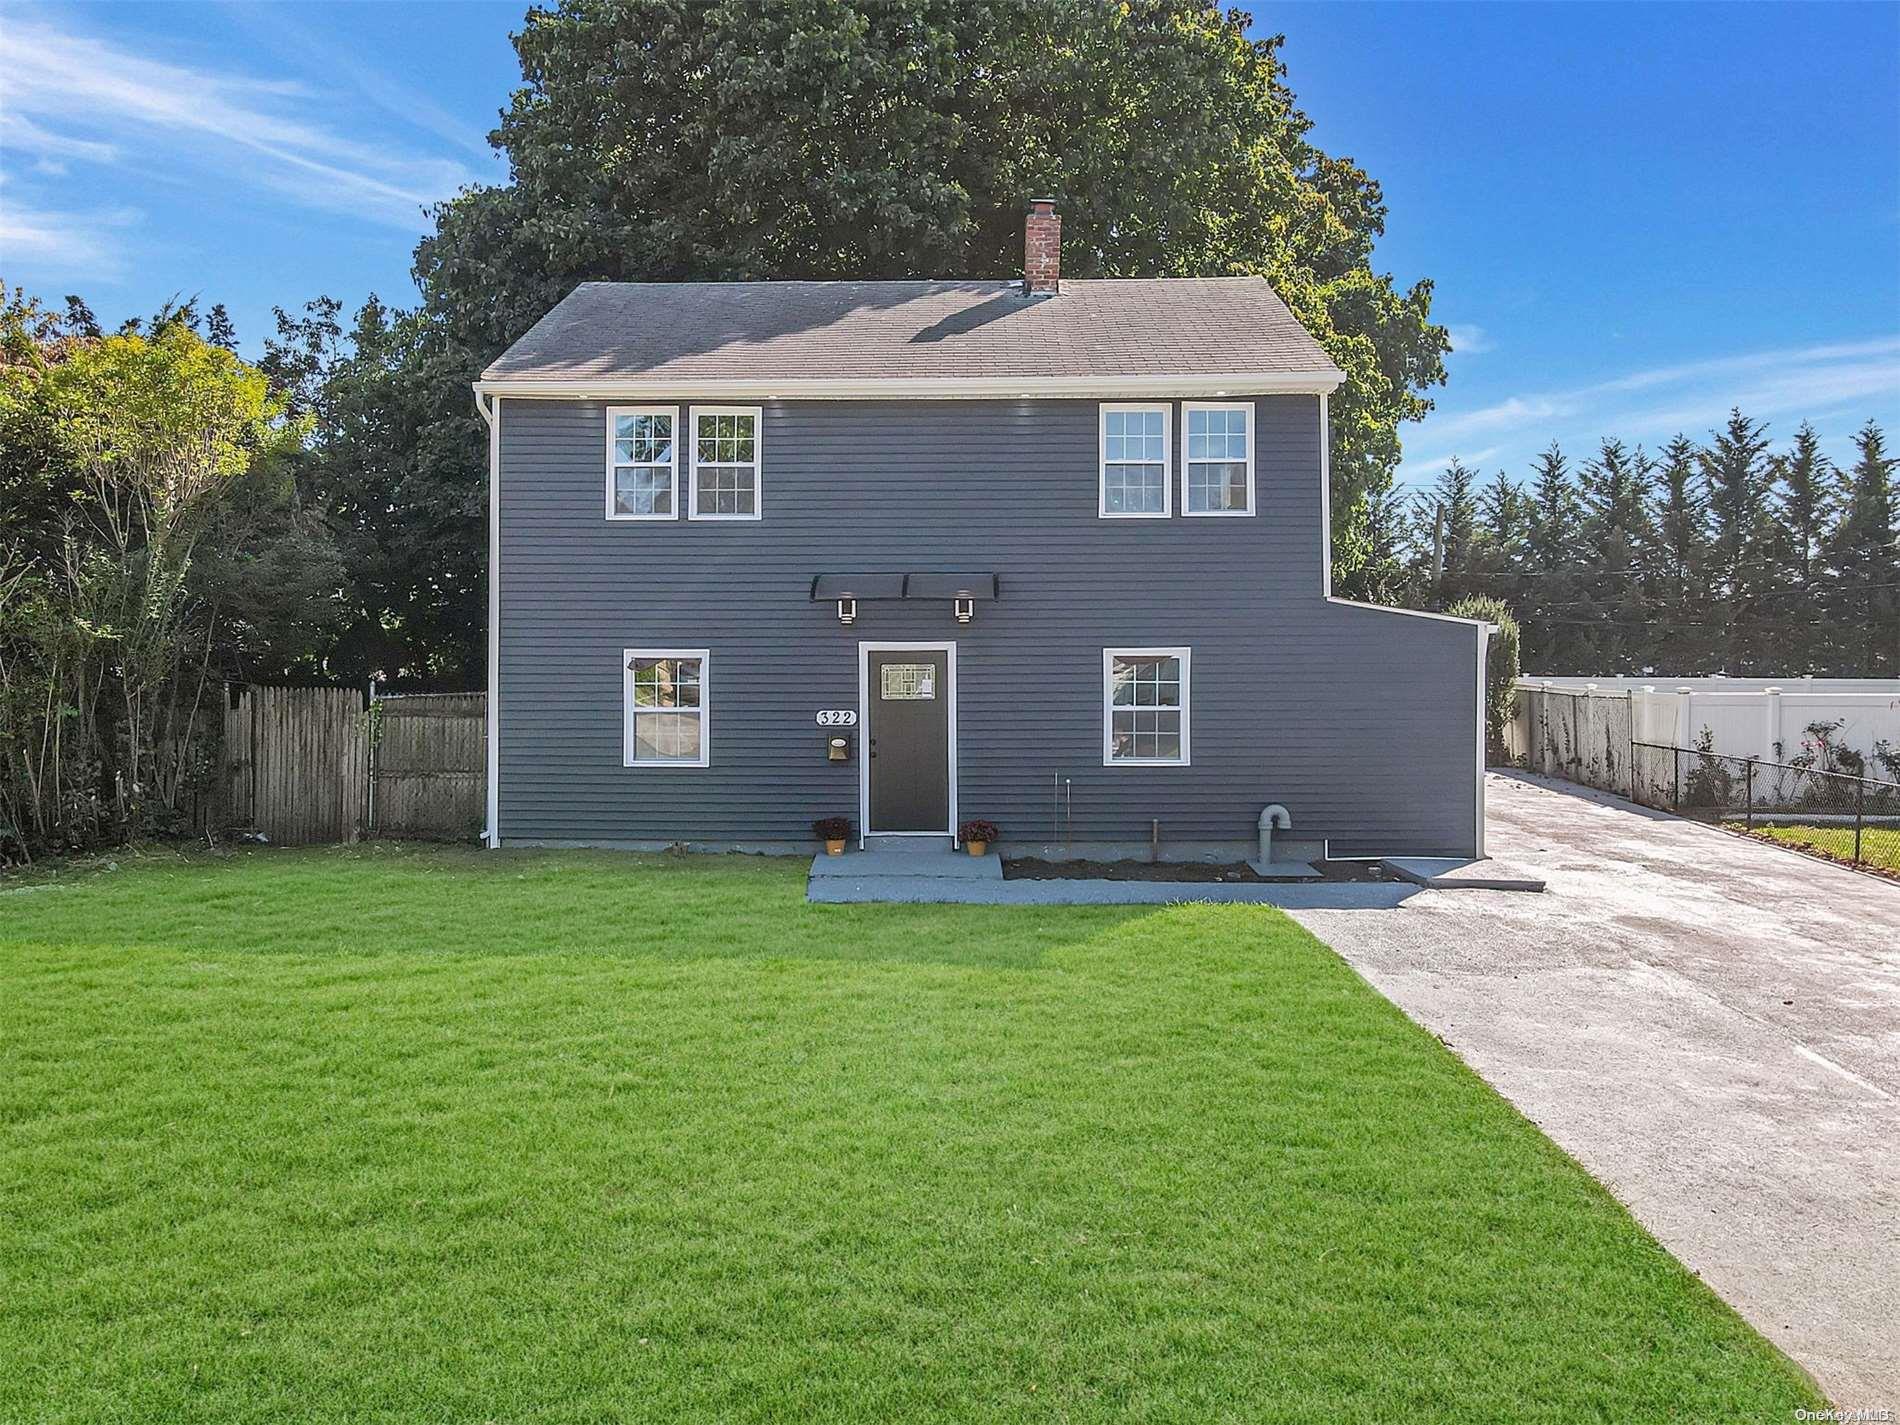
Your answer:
[496,396,1479,855]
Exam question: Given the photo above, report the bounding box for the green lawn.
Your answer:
[1744,821,1900,873]
[1,846,1819,1423]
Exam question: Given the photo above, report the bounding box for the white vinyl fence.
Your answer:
[1510,677,1900,774]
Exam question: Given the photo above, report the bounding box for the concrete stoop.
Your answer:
[811,837,1001,881]
[1380,856,1547,892]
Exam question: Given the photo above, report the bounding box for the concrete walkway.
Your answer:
[1292,771,1900,1408]
[808,838,1409,908]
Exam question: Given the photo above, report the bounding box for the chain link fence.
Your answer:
[1631,741,1900,875]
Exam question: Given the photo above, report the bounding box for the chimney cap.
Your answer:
[1029,196,1058,211]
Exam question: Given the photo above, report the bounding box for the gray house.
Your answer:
[475,202,1488,861]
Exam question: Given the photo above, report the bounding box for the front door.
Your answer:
[866,648,951,833]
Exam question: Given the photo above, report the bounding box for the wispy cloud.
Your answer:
[1399,335,1900,487]
[213,0,499,164]
[1444,323,1494,358]
[0,15,476,232]
[0,184,140,278]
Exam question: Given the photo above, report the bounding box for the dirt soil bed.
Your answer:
[1003,858,1393,883]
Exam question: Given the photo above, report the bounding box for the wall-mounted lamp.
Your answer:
[954,596,975,624]
[838,597,857,625]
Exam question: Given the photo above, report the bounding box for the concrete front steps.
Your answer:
[1380,856,1546,892]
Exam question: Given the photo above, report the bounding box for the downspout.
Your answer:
[1475,621,1493,859]
[474,387,501,848]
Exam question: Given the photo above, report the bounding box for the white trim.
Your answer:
[1180,401,1255,517]
[1474,622,1490,859]
[1319,393,1332,596]
[1323,596,1490,629]
[1102,646,1192,767]
[604,405,680,521]
[687,405,763,521]
[858,641,957,840]
[622,648,711,768]
[1097,402,1173,519]
[475,372,1345,401]
[476,390,501,847]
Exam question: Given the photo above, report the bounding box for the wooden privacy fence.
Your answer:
[222,685,486,845]
[369,693,486,840]
[225,685,369,845]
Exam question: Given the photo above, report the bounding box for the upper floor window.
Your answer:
[1102,647,1191,765]
[1183,402,1254,516]
[623,649,709,767]
[690,406,762,520]
[1099,404,1171,518]
[606,406,678,520]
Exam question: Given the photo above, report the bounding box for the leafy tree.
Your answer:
[0,302,329,856]
[392,0,1450,670]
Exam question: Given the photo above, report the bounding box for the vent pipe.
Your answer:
[1257,804,1292,864]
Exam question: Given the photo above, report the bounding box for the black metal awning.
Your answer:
[810,573,999,602]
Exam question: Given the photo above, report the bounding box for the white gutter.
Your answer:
[474,388,501,848]
[472,371,1346,401]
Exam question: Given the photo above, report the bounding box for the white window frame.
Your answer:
[1101,646,1192,767]
[1098,402,1173,519]
[1181,401,1255,517]
[622,647,711,768]
[604,405,680,522]
[688,405,764,521]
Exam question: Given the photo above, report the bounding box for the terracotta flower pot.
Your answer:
[825,838,847,856]
[966,839,988,856]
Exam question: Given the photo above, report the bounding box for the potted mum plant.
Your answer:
[959,819,1000,856]
[812,815,852,856]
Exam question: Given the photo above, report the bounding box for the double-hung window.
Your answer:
[623,649,709,767]
[689,406,762,520]
[606,407,678,520]
[1103,647,1191,765]
[1182,402,1254,515]
[1098,404,1171,517]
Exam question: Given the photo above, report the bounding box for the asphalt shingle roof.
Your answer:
[482,278,1339,384]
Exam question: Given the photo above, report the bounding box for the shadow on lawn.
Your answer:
[0,843,1206,972]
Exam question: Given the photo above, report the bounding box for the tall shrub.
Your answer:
[1448,595,1521,760]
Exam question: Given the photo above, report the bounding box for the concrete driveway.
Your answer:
[1293,771,1900,1409]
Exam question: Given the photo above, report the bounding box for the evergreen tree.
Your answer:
[1522,444,1584,669]
[1468,469,1530,612]
[1578,438,1656,671]
[1824,421,1899,675]
[1650,434,1711,671]
[1699,408,1775,672]
[1409,458,1478,606]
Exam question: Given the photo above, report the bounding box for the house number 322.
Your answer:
[815,709,858,727]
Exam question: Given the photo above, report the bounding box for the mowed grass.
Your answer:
[1746,821,1900,873]
[1,846,1819,1423]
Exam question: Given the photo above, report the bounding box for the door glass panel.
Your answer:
[880,663,936,700]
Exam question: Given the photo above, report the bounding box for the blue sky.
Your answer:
[3,1,1896,490]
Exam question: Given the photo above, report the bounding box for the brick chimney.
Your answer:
[1024,198,1061,295]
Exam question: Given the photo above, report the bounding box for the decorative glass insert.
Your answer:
[1101,406,1168,515]
[626,654,705,763]
[693,409,759,516]
[1107,653,1186,762]
[1185,405,1251,513]
[609,409,675,517]
[880,664,936,700]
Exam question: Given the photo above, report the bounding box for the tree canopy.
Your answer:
[394,0,1448,664]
